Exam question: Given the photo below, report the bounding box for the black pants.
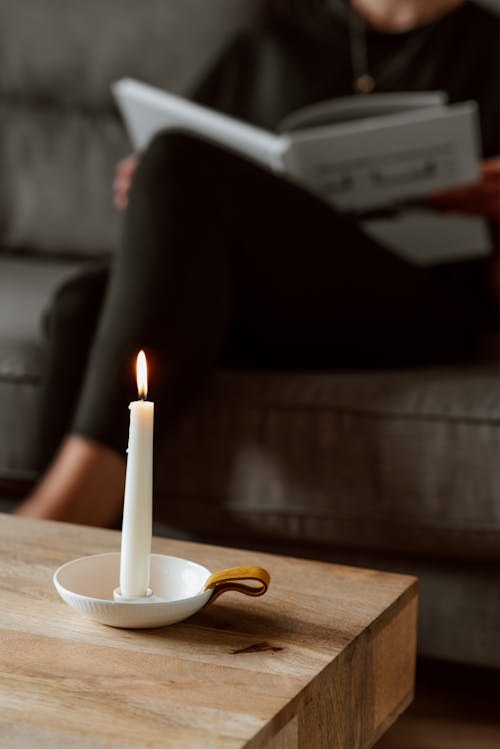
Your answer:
[38,131,483,467]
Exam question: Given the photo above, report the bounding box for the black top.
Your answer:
[194,0,499,158]
[192,1,499,322]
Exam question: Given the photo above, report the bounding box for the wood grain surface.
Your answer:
[0,514,417,748]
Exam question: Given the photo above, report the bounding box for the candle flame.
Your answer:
[136,350,148,399]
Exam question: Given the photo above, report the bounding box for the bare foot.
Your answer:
[16,436,126,527]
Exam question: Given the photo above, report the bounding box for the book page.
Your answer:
[363,210,491,265]
[112,78,286,171]
[283,103,480,211]
[278,91,448,131]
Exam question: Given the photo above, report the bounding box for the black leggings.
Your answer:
[38,131,483,467]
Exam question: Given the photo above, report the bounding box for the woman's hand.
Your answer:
[429,156,500,221]
[113,154,139,210]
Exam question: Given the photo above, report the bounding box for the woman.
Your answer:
[17,0,500,525]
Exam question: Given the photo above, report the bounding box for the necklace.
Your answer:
[348,10,375,94]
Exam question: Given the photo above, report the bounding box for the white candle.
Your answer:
[119,350,154,599]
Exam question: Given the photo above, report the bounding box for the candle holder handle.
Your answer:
[201,566,270,609]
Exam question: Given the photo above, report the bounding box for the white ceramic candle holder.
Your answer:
[53,552,269,629]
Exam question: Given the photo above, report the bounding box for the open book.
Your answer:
[112,78,490,265]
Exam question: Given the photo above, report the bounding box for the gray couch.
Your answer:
[1,0,499,668]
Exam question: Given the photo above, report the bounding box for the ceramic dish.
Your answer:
[53,552,269,628]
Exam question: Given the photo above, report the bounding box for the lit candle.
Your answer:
[119,350,154,599]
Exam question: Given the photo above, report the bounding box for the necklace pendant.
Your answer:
[354,74,375,94]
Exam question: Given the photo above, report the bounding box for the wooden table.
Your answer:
[0,514,417,748]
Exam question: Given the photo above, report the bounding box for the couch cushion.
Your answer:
[0,0,263,257]
[155,365,500,561]
[0,103,126,255]
[0,0,264,108]
[0,256,87,478]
